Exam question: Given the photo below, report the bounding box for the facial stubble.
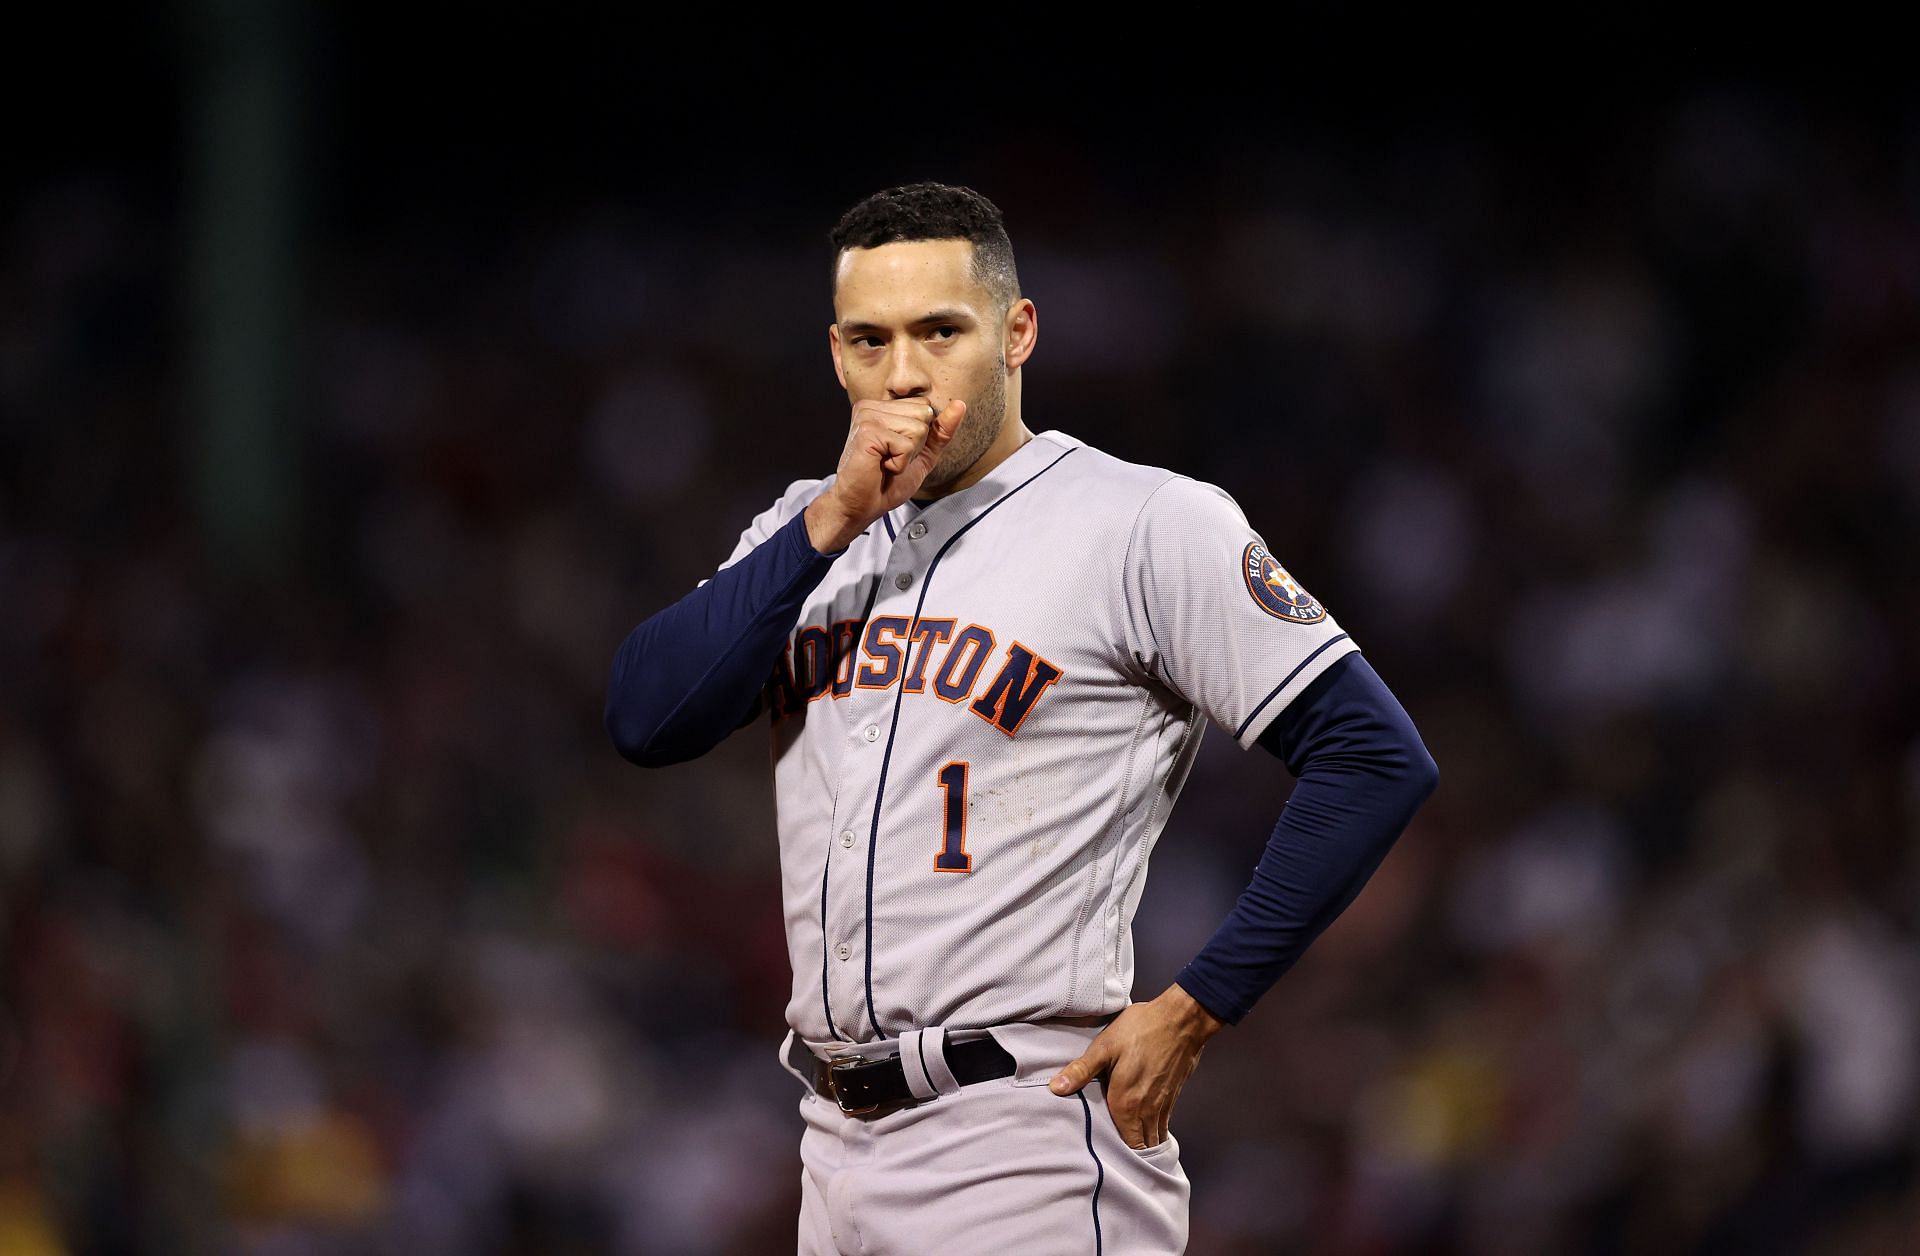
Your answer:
[923,353,1008,491]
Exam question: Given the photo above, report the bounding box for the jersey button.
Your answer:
[894,572,913,590]
[907,521,928,540]
[863,725,879,742]
[840,830,854,848]
[836,943,852,961]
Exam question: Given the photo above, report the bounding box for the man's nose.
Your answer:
[883,339,931,400]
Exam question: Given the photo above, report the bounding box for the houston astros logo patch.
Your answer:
[1243,542,1326,623]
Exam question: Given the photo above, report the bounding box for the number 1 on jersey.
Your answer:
[934,761,971,873]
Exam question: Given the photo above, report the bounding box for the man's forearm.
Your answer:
[1174,655,1438,1025]
[605,509,842,767]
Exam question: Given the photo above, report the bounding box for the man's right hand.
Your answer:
[804,398,969,554]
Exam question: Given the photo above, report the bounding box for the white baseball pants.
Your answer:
[779,1020,1190,1254]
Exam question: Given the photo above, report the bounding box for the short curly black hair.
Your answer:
[829,182,1020,317]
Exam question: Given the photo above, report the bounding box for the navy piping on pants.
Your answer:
[1078,1092,1105,1255]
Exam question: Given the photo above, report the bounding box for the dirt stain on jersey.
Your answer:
[977,772,1050,861]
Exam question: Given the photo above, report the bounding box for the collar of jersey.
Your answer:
[886,428,1082,534]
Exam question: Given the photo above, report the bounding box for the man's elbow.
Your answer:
[605,696,666,768]
[1412,742,1439,801]
[606,678,720,768]
[1402,731,1439,805]
[605,626,676,767]
[604,650,677,768]
[1371,703,1438,810]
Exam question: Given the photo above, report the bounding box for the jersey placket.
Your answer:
[820,503,937,1042]
[813,438,1082,1041]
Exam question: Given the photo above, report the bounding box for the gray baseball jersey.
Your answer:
[716,428,1359,1046]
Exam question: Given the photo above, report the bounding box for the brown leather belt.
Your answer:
[811,1036,1017,1116]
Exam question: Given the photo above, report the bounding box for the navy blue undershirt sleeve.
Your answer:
[605,509,840,768]
[1173,653,1438,1025]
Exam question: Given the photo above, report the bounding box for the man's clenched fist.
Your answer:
[804,398,969,553]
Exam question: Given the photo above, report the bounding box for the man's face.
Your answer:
[830,239,1008,491]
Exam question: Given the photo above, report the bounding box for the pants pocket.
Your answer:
[1088,1081,1182,1168]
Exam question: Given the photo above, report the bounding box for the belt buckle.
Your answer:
[826,1055,881,1115]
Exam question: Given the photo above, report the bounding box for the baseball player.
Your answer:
[606,183,1437,1254]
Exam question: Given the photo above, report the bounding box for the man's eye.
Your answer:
[930,326,958,341]
[854,336,881,349]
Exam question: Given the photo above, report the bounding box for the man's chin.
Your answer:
[926,447,986,492]
[926,421,1001,492]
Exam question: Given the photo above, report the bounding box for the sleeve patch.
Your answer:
[1243,542,1326,623]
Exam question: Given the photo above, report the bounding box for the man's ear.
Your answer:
[1005,298,1038,370]
[828,322,847,391]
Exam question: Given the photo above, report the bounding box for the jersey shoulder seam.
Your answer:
[1117,471,1192,689]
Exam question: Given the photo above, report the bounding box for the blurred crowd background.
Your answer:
[2,14,1916,1255]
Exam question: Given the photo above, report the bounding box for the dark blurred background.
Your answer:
[2,10,1916,1254]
